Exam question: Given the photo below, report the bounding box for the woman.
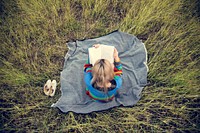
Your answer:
[84,44,123,102]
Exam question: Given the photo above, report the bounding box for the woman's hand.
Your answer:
[114,48,120,61]
[93,44,101,48]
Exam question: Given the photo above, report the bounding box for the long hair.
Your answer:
[91,59,114,92]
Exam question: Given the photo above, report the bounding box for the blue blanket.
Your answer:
[51,31,148,113]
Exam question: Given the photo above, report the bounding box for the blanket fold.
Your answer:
[51,30,148,114]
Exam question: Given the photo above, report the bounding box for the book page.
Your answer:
[88,45,114,66]
[100,45,114,64]
[88,47,101,66]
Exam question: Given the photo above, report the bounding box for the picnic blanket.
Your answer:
[51,30,148,114]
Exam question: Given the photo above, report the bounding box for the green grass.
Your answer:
[0,0,200,132]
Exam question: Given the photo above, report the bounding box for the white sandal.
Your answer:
[49,80,57,97]
[44,79,51,96]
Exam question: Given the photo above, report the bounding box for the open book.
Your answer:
[88,45,115,66]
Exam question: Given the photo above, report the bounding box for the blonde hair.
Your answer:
[91,59,114,92]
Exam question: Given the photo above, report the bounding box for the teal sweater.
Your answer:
[84,60,122,102]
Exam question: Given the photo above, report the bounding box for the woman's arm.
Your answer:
[84,59,93,87]
[84,59,92,73]
[113,48,122,76]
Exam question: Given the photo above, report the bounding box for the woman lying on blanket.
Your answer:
[84,44,123,102]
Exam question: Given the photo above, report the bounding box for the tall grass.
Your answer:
[0,0,199,132]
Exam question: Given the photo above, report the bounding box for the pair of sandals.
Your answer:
[43,79,57,97]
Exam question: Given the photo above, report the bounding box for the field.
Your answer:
[0,0,200,132]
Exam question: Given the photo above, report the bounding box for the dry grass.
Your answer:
[0,0,200,132]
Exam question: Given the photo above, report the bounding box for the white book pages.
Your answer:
[88,45,115,66]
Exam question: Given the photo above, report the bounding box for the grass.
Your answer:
[0,0,200,132]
